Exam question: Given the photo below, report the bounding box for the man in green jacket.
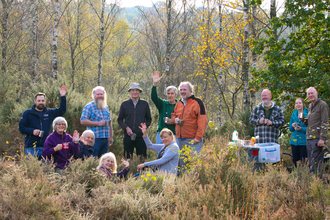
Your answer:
[151,71,178,144]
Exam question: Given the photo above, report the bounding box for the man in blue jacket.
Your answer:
[19,86,67,158]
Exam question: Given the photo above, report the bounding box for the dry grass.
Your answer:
[0,137,329,219]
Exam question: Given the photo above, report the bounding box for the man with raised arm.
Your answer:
[81,86,113,158]
[302,87,329,178]
[117,83,152,159]
[249,89,284,143]
[151,71,178,144]
[19,86,67,158]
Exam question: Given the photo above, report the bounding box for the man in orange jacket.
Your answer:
[171,81,208,172]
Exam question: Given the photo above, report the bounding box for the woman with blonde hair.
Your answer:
[97,152,129,179]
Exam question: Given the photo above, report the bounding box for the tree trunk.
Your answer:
[52,0,60,79]
[98,0,105,86]
[217,0,223,125]
[270,0,276,19]
[1,0,9,81]
[164,0,172,91]
[31,0,38,85]
[250,4,257,111]
[242,0,250,112]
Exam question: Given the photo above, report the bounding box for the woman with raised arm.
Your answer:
[137,123,179,175]
[42,117,79,171]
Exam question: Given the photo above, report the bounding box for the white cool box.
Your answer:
[240,142,281,163]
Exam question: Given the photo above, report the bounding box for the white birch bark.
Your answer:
[97,0,105,85]
[164,0,172,90]
[31,0,38,85]
[52,0,60,79]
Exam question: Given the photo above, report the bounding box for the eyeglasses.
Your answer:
[56,123,66,127]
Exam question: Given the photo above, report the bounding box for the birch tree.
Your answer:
[51,0,60,79]
[242,0,250,112]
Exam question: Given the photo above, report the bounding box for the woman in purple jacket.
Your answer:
[42,117,79,171]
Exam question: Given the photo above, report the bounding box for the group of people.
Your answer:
[249,88,329,178]
[18,72,208,177]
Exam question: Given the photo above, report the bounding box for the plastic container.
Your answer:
[232,130,238,142]
[240,142,280,163]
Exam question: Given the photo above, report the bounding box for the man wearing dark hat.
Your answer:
[117,82,152,158]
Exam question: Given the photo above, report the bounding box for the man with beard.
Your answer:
[81,86,113,158]
[117,83,152,159]
[170,81,208,172]
[19,86,67,158]
[249,89,284,143]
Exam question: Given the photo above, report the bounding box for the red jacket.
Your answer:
[171,95,207,140]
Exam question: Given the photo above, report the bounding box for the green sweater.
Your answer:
[151,86,177,133]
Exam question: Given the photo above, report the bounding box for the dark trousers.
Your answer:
[291,145,308,166]
[306,139,324,178]
[123,135,146,159]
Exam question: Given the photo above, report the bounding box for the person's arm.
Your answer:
[70,131,80,156]
[144,145,178,167]
[249,107,260,126]
[145,103,152,128]
[271,107,285,128]
[19,111,35,135]
[195,100,208,142]
[117,103,128,130]
[41,136,59,159]
[108,122,113,146]
[289,113,295,132]
[151,86,163,111]
[142,135,163,151]
[319,103,329,141]
[80,104,105,127]
[52,86,67,117]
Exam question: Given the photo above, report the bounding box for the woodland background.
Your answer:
[0,0,329,155]
[0,1,330,219]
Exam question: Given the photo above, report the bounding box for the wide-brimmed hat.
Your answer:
[128,82,143,92]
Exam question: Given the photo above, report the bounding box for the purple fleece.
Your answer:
[42,131,79,169]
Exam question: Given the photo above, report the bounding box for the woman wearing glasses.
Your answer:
[42,117,80,172]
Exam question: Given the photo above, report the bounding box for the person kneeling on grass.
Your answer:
[137,123,179,175]
[97,152,130,179]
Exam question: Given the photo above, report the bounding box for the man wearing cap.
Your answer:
[117,82,152,158]
[19,86,67,159]
[81,86,113,158]
[151,71,178,144]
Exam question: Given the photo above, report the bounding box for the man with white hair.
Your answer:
[151,71,178,144]
[301,87,329,178]
[170,81,208,172]
[249,89,284,143]
[81,86,113,158]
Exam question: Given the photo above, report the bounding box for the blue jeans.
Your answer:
[25,147,43,160]
[177,138,204,173]
[93,138,109,158]
[156,132,179,144]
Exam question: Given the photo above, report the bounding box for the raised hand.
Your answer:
[121,158,129,168]
[152,71,163,86]
[139,123,147,136]
[72,130,79,142]
[80,135,87,145]
[59,85,67,96]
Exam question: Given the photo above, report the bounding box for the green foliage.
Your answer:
[252,0,330,108]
